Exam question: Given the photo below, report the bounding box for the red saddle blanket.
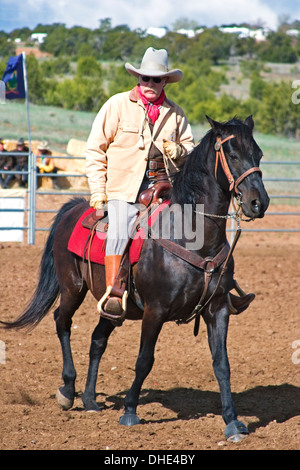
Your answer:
[67,202,169,265]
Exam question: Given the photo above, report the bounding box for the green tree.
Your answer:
[40,57,71,77]
[257,80,300,136]
[256,32,298,63]
[77,57,103,78]
[41,25,92,57]
[9,27,31,41]
[26,54,46,104]
[182,28,232,65]
[45,77,107,111]
[108,64,136,96]
[98,26,139,61]
[166,62,227,122]
[0,35,16,59]
[250,73,268,101]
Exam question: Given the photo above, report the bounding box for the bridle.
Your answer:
[196,134,263,226]
[214,134,262,195]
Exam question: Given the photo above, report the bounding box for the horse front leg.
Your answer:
[204,299,249,442]
[119,309,164,426]
[82,318,115,411]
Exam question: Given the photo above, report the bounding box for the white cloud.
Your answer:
[182,0,279,29]
[51,0,280,31]
[0,0,299,32]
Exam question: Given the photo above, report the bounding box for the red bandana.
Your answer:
[137,86,165,124]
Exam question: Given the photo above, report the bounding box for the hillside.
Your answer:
[218,61,299,100]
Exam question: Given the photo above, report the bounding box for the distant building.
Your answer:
[176,28,204,38]
[219,26,250,38]
[219,26,270,41]
[249,28,270,42]
[145,27,168,38]
[145,26,204,39]
[286,29,300,37]
[31,33,48,44]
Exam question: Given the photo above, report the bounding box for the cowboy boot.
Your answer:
[228,278,255,315]
[228,292,255,314]
[101,255,123,316]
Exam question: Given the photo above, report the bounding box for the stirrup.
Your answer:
[97,286,128,322]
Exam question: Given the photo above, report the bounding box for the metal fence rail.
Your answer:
[0,152,299,244]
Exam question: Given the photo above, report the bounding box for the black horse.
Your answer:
[1,116,269,442]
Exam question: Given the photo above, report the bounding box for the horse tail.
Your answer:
[1,198,85,330]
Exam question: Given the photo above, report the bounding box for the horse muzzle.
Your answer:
[240,187,270,219]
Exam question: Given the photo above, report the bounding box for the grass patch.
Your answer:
[0,101,95,152]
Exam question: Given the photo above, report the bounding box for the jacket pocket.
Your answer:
[119,122,139,133]
[115,122,140,148]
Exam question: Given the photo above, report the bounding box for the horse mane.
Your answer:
[171,127,214,207]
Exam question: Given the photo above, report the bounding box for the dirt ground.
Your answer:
[0,197,299,451]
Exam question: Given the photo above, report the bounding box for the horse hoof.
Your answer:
[225,420,249,442]
[119,413,141,426]
[227,433,247,443]
[56,387,74,410]
[82,397,101,412]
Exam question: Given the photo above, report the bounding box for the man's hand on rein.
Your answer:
[90,191,107,209]
[163,140,183,160]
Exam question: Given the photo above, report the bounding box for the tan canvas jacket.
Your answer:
[85,86,194,203]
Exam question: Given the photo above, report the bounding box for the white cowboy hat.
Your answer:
[37,140,50,151]
[125,47,182,83]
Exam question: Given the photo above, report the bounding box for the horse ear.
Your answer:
[206,115,222,130]
[244,115,254,132]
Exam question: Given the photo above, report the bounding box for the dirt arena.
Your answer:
[0,196,299,451]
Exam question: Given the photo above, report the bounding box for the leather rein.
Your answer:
[153,133,263,330]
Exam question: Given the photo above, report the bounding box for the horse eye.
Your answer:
[230,153,239,161]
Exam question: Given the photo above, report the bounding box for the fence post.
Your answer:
[27,151,36,244]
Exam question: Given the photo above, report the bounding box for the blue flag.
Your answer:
[2,54,25,100]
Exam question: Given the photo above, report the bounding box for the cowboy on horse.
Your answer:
[1,46,270,442]
[85,47,253,321]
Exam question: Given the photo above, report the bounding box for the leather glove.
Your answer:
[90,191,107,209]
[163,140,183,160]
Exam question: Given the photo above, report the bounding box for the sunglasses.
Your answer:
[141,76,163,84]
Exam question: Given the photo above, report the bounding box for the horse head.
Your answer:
[206,115,270,219]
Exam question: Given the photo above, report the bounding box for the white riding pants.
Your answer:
[105,179,152,256]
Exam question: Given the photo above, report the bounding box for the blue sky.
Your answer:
[0,0,299,33]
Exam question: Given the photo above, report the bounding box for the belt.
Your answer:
[146,159,166,179]
[147,160,165,170]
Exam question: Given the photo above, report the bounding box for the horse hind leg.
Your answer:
[55,288,87,410]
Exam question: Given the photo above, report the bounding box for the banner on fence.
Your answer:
[0,189,25,242]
